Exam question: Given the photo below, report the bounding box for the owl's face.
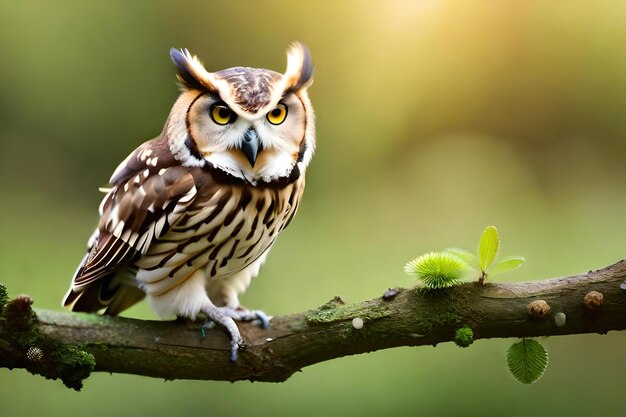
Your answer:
[166,43,315,184]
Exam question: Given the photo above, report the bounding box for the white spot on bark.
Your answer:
[352,317,364,329]
[554,312,566,327]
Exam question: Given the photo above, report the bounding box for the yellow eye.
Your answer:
[210,104,235,125]
[267,103,288,125]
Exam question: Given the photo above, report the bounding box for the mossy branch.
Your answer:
[2,259,626,388]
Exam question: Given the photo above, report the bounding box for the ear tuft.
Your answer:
[169,48,217,92]
[283,42,314,92]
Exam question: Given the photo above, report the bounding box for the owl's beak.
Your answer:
[241,128,261,167]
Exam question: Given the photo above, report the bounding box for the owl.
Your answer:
[63,42,315,361]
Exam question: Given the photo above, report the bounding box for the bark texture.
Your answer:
[2,260,626,387]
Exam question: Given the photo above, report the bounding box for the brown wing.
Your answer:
[64,137,197,313]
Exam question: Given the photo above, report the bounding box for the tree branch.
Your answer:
[2,260,626,388]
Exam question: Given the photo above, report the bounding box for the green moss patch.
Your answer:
[453,326,474,347]
[0,288,95,391]
[306,298,391,324]
[0,283,8,311]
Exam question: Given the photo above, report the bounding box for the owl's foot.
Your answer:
[200,306,270,362]
[233,307,270,329]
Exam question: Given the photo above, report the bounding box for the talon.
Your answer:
[229,339,240,362]
[254,310,270,329]
[229,307,270,328]
[199,305,269,362]
[230,332,244,362]
[200,320,216,337]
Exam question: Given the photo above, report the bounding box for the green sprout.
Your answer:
[506,338,548,384]
[405,226,523,289]
[404,252,468,289]
[447,226,524,284]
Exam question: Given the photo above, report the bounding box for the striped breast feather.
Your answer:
[72,141,197,287]
[132,178,305,297]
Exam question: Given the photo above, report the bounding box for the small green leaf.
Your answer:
[445,248,479,269]
[506,338,548,384]
[404,252,468,289]
[479,226,499,272]
[489,256,524,275]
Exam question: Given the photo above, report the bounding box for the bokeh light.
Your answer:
[1,1,625,416]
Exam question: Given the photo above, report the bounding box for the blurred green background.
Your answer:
[1,1,626,416]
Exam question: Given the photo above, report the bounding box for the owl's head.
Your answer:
[166,42,315,184]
